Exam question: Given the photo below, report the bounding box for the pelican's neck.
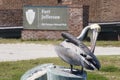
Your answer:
[77,26,90,41]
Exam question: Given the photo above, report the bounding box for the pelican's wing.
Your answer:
[78,42,101,70]
[55,45,84,66]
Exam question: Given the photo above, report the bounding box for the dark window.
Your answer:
[58,0,62,3]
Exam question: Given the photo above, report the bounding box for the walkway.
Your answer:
[0,43,119,61]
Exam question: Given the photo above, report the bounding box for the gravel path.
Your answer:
[0,43,119,62]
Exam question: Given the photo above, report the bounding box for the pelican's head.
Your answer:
[88,24,101,53]
[89,24,101,32]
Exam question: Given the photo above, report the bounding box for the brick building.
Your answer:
[0,0,119,40]
[1,0,120,26]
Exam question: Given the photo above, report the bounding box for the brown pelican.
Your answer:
[55,24,101,73]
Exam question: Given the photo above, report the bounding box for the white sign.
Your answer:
[26,9,36,25]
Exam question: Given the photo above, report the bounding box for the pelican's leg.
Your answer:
[81,67,84,73]
[70,65,73,73]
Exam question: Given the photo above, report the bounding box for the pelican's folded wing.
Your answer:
[55,45,84,66]
[77,42,101,70]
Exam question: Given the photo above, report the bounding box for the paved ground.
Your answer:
[0,43,120,62]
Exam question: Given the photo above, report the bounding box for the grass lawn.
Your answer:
[0,38,120,47]
[0,56,120,80]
